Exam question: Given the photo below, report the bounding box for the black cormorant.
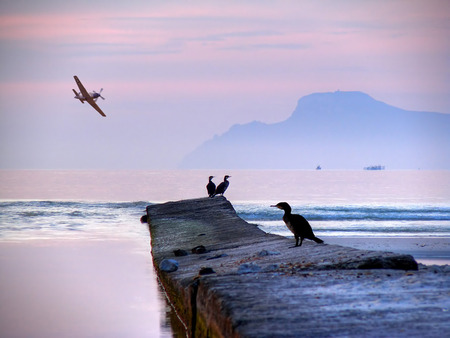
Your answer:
[206,176,216,197]
[271,202,323,247]
[214,175,231,196]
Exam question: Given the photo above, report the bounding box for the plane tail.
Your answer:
[72,89,84,103]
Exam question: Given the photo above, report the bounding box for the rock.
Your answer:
[354,255,418,270]
[258,249,281,257]
[173,249,188,257]
[237,263,261,274]
[140,215,148,223]
[262,264,279,272]
[159,259,179,272]
[199,267,216,275]
[191,245,207,254]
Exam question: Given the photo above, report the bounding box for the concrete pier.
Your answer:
[147,197,450,337]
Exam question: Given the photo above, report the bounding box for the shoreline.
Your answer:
[320,236,450,265]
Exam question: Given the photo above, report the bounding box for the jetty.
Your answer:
[146,197,450,337]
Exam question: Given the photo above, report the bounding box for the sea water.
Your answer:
[1,196,449,242]
[3,170,448,240]
[0,170,449,337]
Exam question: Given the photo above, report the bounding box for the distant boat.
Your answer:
[316,165,322,170]
[364,165,385,170]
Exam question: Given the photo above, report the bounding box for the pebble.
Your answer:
[174,249,188,257]
[258,249,281,257]
[238,263,262,274]
[262,264,279,272]
[192,245,207,254]
[160,259,179,272]
[199,267,216,275]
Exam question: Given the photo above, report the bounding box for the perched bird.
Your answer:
[271,202,323,247]
[206,176,216,197]
[214,175,231,196]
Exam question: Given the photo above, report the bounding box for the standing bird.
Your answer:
[206,176,216,197]
[271,202,323,247]
[214,175,231,196]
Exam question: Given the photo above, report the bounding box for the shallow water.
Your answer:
[0,240,173,338]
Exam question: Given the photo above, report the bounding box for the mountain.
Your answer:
[179,91,450,169]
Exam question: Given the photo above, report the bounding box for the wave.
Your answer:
[235,204,450,222]
[0,201,150,240]
[1,201,449,240]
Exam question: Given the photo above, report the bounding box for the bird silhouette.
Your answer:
[214,175,231,196]
[206,176,216,197]
[271,202,323,247]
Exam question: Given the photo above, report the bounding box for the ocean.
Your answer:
[2,170,449,241]
[0,170,449,337]
[1,199,449,242]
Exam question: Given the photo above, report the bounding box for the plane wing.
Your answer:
[73,76,106,117]
[74,76,90,99]
[85,97,106,117]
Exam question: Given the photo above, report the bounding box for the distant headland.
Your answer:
[179,91,450,170]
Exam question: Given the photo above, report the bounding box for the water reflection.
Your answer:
[0,240,174,337]
[157,278,189,337]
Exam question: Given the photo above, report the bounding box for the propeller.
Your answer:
[93,88,105,102]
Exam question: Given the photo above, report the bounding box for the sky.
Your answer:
[0,0,449,169]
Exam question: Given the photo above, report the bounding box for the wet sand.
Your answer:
[0,240,172,338]
[322,236,450,265]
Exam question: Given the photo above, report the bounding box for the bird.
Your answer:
[206,176,216,197]
[214,175,231,196]
[271,202,323,247]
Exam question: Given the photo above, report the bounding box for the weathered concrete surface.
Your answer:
[147,197,450,337]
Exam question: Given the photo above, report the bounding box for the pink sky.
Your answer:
[0,0,449,169]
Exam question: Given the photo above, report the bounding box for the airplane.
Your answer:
[72,75,106,117]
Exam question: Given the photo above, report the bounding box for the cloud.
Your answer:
[220,42,311,51]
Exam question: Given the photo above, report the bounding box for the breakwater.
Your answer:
[146,197,450,337]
